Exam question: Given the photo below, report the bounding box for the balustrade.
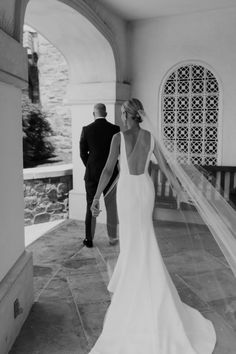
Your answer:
[150,163,236,209]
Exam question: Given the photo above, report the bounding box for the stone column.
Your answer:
[66,81,130,222]
[0,30,33,353]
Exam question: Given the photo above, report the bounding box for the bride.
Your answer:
[89,98,216,353]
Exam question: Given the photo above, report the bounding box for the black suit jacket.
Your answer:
[80,118,120,187]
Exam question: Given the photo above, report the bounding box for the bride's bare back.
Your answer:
[123,129,151,175]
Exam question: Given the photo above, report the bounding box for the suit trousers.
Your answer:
[85,181,118,241]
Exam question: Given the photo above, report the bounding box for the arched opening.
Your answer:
[0,2,130,350]
[25,0,117,84]
[24,0,127,221]
[22,25,73,226]
[23,25,72,166]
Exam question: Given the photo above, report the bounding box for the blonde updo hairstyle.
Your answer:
[122,98,144,123]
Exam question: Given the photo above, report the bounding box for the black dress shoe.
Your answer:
[83,239,93,248]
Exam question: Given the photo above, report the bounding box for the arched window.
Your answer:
[161,63,220,165]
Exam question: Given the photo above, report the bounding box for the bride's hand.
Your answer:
[91,199,101,217]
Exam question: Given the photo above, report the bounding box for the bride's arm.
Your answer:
[91,133,120,215]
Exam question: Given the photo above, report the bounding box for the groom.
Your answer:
[79,103,120,248]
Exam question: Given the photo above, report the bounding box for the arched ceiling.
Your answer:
[25,0,116,83]
[97,0,236,20]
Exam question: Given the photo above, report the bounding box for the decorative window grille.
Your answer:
[161,64,219,165]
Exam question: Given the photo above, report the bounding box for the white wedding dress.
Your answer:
[89,130,216,354]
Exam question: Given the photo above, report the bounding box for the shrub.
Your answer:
[22,95,55,167]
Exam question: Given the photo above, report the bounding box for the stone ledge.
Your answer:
[23,163,73,180]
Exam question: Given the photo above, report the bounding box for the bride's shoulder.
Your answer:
[141,128,148,133]
[141,128,152,138]
[140,128,150,133]
[141,129,155,147]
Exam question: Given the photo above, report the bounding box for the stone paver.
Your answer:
[10,219,236,354]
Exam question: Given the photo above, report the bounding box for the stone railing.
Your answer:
[23,164,73,226]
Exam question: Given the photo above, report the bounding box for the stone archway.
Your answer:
[0,1,129,351]
[24,0,130,221]
[25,0,116,83]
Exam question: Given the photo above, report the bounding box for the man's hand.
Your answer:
[91,199,102,217]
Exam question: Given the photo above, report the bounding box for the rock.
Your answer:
[25,196,38,209]
[34,183,45,193]
[57,182,67,194]
[39,196,50,203]
[50,214,64,221]
[28,189,37,197]
[34,205,46,214]
[47,187,58,202]
[24,209,35,219]
[46,202,64,213]
[37,192,46,198]
[34,212,51,224]
[63,198,69,209]
[57,182,68,202]
[24,218,33,226]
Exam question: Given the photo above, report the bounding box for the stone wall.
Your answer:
[37,33,72,163]
[24,166,73,226]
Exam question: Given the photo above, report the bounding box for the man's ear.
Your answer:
[104,112,107,117]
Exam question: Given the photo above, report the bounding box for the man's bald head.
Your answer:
[93,103,107,119]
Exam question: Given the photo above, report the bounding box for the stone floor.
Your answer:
[10,219,236,354]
